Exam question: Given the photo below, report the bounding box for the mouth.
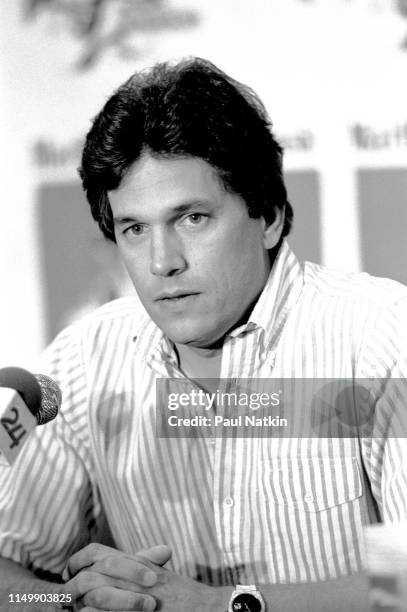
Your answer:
[155,291,200,302]
[155,292,200,308]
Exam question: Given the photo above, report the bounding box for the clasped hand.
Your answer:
[61,543,216,612]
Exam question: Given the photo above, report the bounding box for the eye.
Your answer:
[185,213,206,225]
[123,224,144,236]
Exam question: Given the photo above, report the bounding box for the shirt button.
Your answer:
[224,497,234,507]
[304,493,314,503]
[269,352,276,366]
[210,438,216,446]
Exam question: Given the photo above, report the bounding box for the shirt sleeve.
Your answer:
[0,321,102,575]
[359,293,407,522]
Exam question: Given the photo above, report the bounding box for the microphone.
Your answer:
[0,367,62,466]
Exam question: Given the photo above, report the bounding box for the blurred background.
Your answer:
[0,0,406,369]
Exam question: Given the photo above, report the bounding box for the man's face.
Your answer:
[109,153,280,348]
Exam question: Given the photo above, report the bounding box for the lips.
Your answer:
[155,291,200,301]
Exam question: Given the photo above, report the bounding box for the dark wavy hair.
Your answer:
[79,57,293,242]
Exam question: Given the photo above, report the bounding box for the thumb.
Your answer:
[137,544,172,567]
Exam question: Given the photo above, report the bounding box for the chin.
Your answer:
[164,329,200,345]
[160,323,211,347]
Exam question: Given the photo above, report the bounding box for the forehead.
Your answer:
[108,153,225,216]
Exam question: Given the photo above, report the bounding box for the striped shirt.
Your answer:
[1,240,407,585]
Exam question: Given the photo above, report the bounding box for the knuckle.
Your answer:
[100,554,115,573]
[87,542,103,556]
[76,571,90,592]
[132,564,146,583]
[129,592,143,608]
[84,588,104,608]
[75,570,99,594]
[130,592,155,611]
[86,571,100,589]
[132,561,155,585]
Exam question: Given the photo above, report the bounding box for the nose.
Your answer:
[150,228,187,277]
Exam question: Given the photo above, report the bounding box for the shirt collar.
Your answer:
[135,239,304,369]
[133,316,179,376]
[227,240,304,347]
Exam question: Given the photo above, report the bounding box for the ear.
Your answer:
[262,206,285,249]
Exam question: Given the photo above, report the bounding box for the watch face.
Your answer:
[231,593,262,612]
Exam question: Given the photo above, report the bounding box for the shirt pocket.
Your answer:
[263,456,363,512]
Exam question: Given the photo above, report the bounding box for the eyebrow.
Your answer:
[113,199,214,226]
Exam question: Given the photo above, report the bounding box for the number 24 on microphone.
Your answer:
[0,387,37,466]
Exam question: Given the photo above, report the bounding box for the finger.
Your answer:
[65,543,120,579]
[136,545,172,567]
[90,556,160,586]
[65,544,158,586]
[68,569,157,601]
[82,586,156,611]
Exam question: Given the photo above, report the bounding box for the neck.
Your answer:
[174,343,223,380]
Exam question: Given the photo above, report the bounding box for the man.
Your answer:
[1,58,407,612]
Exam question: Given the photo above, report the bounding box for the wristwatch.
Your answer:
[228,584,266,612]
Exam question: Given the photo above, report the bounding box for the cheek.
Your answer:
[212,246,265,302]
[207,232,260,275]
[191,238,245,290]
[197,259,242,307]
[121,254,148,291]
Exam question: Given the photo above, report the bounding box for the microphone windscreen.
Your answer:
[34,373,62,425]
